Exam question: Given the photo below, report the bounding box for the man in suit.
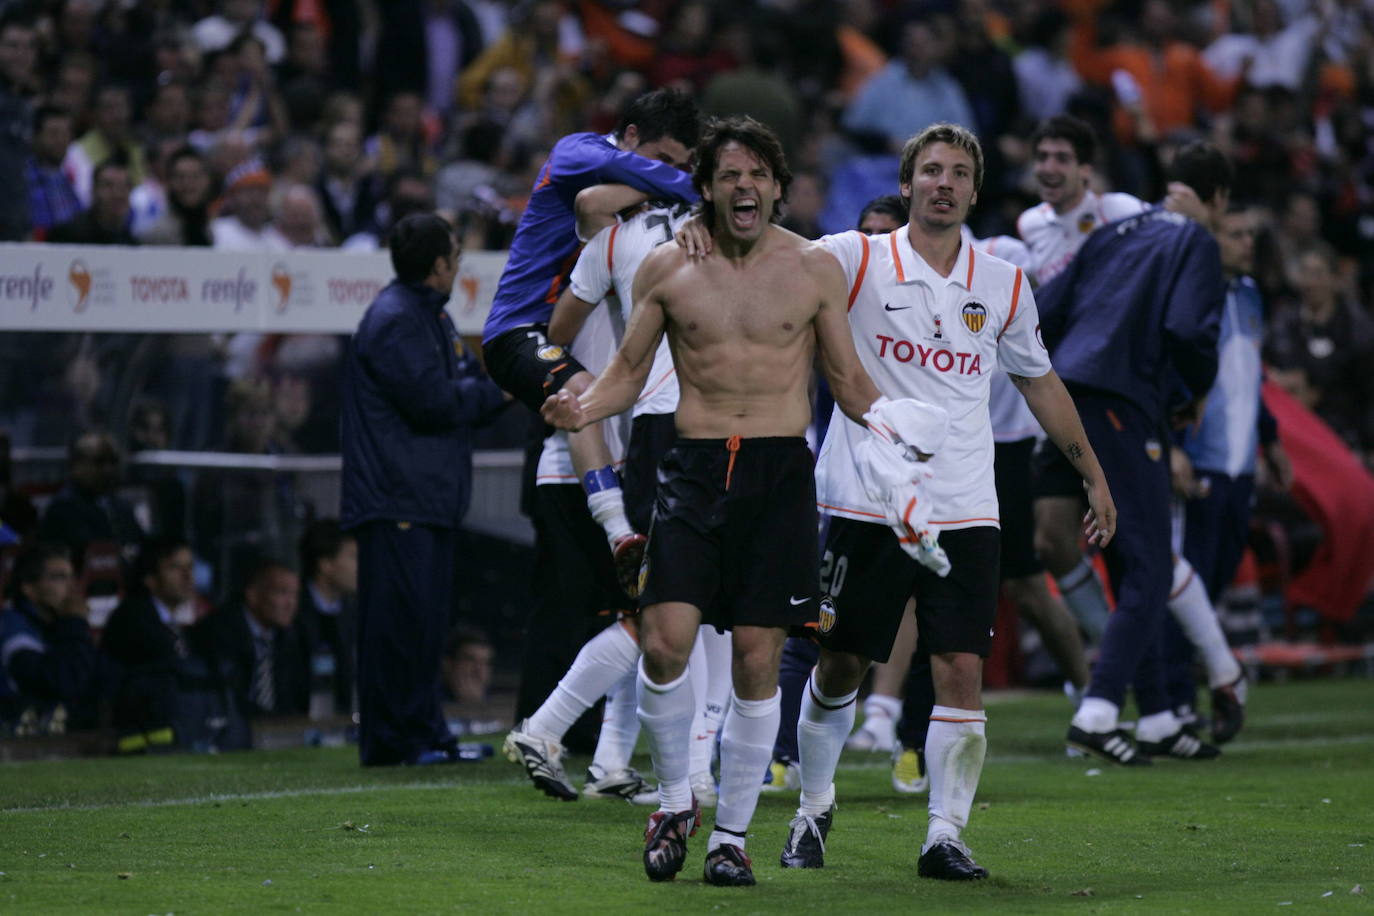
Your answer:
[101,536,198,750]
[296,519,358,716]
[190,559,308,720]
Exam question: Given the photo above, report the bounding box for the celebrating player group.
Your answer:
[486,87,1245,888]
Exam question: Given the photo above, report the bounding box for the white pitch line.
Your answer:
[4,733,1370,815]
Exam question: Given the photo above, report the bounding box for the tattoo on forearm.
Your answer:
[1065,441,1084,462]
[1008,373,1032,389]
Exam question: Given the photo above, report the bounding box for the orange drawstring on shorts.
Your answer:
[725,435,741,490]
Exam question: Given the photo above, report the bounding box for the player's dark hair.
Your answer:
[8,543,71,600]
[388,212,455,284]
[858,194,908,230]
[692,115,792,229]
[134,535,191,583]
[1029,115,1096,167]
[299,518,352,580]
[1168,141,1233,205]
[619,88,701,150]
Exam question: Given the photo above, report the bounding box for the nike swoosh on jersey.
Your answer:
[789,596,811,605]
[883,303,912,311]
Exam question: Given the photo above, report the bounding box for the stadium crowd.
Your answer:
[1,0,1371,771]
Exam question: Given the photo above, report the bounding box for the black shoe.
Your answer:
[1066,725,1153,766]
[780,804,834,868]
[642,805,700,882]
[1210,674,1247,744]
[704,844,756,886]
[917,840,989,880]
[1137,725,1221,760]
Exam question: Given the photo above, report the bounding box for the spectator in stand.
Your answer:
[225,32,289,139]
[0,430,39,541]
[101,536,199,751]
[1266,245,1374,459]
[49,157,137,246]
[0,543,101,735]
[434,120,503,222]
[0,13,39,241]
[1069,0,1237,145]
[273,183,330,248]
[212,158,286,251]
[1204,0,1326,93]
[842,16,974,153]
[193,0,287,65]
[37,428,146,576]
[278,22,338,132]
[1013,9,1082,122]
[342,167,434,251]
[650,0,734,91]
[296,519,358,717]
[139,146,214,246]
[317,118,378,242]
[141,80,193,148]
[47,52,96,131]
[192,377,305,602]
[275,135,323,188]
[455,0,584,112]
[1275,191,1324,285]
[366,90,437,180]
[25,106,83,239]
[189,557,308,719]
[417,0,488,117]
[701,25,802,162]
[442,624,494,706]
[65,84,146,206]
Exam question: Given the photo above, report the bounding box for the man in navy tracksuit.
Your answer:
[342,213,507,766]
[1037,143,1233,765]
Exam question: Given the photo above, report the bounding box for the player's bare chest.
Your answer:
[666,271,815,344]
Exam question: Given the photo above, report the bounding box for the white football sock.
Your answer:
[713,690,781,850]
[1071,696,1120,733]
[637,661,695,813]
[797,670,856,816]
[1167,557,1242,689]
[527,620,640,741]
[1135,709,1182,743]
[1056,558,1111,641]
[587,488,634,546]
[591,668,641,775]
[689,626,732,777]
[923,706,987,852]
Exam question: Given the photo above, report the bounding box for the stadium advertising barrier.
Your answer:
[0,243,506,335]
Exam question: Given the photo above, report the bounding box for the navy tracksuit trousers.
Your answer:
[356,520,457,766]
[1076,392,1174,716]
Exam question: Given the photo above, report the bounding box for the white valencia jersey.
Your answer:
[535,295,628,484]
[568,202,691,419]
[816,228,1052,530]
[1016,190,1146,285]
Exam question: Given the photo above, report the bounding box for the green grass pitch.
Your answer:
[1,679,1370,914]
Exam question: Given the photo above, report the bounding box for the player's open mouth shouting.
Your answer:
[730,196,760,231]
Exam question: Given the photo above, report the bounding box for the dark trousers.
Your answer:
[356,520,456,766]
[1077,393,1174,716]
[773,636,819,764]
[1165,471,1255,709]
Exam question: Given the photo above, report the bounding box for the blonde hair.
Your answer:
[898,123,984,192]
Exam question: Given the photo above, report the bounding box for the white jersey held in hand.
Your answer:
[856,396,951,575]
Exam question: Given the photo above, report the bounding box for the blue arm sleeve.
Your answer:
[1162,228,1223,399]
[590,147,698,202]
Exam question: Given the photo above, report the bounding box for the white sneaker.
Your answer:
[502,719,577,800]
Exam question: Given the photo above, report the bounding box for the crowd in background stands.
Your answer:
[1,0,1373,738]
